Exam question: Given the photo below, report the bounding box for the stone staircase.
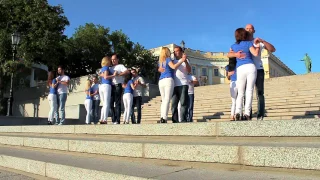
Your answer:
[0,120,320,179]
[1,73,319,179]
[140,73,320,123]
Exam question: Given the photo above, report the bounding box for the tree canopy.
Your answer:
[61,23,157,79]
[0,0,69,71]
[0,0,157,89]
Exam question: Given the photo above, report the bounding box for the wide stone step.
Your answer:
[142,103,320,114]
[149,93,320,104]
[1,145,318,180]
[144,100,320,111]
[1,129,320,171]
[194,86,320,93]
[1,119,319,136]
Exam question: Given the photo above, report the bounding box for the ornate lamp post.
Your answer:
[7,32,21,116]
[180,40,185,51]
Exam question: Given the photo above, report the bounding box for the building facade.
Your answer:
[150,43,295,85]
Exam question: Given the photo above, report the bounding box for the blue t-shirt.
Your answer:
[49,79,57,94]
[85,88,92,100]
[100,66,112,85]
[159,57,174,80]
[225,66,237,81]
[124,80,133,94]
[231,41,254,68]
[91,84,100,100]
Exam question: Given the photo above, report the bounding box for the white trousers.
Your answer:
[48,94,58,122]
[230,81,237,117]
[84,99,92,124]
[158,78,174,120]
[123,93,133,123]
[99,84,112,121]
[235,63,257,115]
[178,101,181,122]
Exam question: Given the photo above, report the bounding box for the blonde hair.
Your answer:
[159,47,171,63]
[101,56,111,67]
[85,80,91,91]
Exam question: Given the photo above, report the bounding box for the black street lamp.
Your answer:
[7,32,21,116]
[180,40,185,51]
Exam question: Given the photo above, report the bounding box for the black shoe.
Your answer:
[235,113,241,121]
[244,114,251,121]
[257,116,264,120]
[160,118,167,123]
[47,121,52,125]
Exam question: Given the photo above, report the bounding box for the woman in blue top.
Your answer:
[157,47,186,123]
[84,80,93,124]
[230,28,260,120]
[225,57,237,121]
[47,71,58,125]
[122,74,138,124]
[99,56,117,124]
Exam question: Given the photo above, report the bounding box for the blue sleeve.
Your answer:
[101,66,110,73]
[52,79,56,84]
[100,66,106,73]
[166,57,172,64]
[230,44,235,51]
[225,66,229,71]
[248,41,253,47]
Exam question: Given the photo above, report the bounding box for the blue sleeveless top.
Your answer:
[231,41,254,68]
[159,58,174,80]
[100,66,112,85]
[85,88,92,100]
[225,65,237,81]
[49,79,57,94]
[124,80,133,94]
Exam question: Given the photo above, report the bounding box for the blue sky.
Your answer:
[48,0,319,75]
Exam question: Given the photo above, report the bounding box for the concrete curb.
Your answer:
[0,136,319,170]
[0,155,150,180]
[0,119,319,137]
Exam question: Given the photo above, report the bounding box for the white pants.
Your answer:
[84,99,92,124]
[158,78,174,120]
[48,94,58,122]
[178,101,181,122]
[123,93,133,123]
[235,63,257,115]
[99,84,112,121]
[230,81,237,117]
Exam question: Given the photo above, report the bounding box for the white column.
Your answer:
[208,67,213,85]
[197,67,201,86]
[220,67,225,84]
[30,68,36,87]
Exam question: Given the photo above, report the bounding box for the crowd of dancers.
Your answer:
[46,23,275,125]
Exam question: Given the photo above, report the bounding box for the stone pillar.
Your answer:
[30,68,35,87]
[220,67,225,84]
[208,67,213,85]
[197,67,201,86]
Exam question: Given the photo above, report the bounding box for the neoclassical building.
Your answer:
[150,43,295,85]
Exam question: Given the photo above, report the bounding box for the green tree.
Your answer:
[63,25,156,80]
[61,23,111,77]
[109,30,157,79]
[0,0,69,69]
[0,0,69,114]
